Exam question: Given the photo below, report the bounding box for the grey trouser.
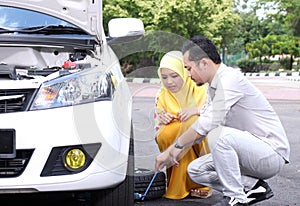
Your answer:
[187,126,285,203]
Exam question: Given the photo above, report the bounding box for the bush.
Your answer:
[237,58,258,73]
[279,57,292,70]
[268,63,281,72]
[254,63,269,71]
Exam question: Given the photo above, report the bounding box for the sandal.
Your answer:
[190,189,212,199]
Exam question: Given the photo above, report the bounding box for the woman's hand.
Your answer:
[178,107,199,122]
[158,111,177,125]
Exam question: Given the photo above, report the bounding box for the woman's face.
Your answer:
[160,68,184,93]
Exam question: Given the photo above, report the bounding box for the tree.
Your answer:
[246,35,300,70]
[102,0,240,55]
[258,0,300,36]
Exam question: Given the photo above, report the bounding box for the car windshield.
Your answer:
[0,6,85,35]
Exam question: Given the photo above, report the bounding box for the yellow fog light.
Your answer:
[64,148,86,171]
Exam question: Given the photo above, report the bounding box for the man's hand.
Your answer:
[154,146,183,171]
[155,127,202,172]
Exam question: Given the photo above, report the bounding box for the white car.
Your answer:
[0,0,144,205]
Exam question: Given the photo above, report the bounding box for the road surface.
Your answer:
[131,76,300,206]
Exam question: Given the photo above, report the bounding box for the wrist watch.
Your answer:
[174,138,184,149]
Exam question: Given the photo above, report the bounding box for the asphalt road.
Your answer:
[131,77,300,206]
[0,77,298,206]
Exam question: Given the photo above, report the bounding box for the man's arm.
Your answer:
[155,127,203,171]
[175,126,203,148]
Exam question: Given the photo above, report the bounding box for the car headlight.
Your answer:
[30,68,114,110]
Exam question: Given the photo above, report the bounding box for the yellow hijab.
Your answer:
[155,51,207,134]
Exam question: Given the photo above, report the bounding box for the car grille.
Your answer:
[0,89,36,113]
[0,149,34,177]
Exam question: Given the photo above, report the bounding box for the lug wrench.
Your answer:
[135,171,159,201]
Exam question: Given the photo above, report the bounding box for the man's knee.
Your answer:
[187,155,212,184]
[187,159,198,182]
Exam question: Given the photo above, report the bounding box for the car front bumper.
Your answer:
[0,100,131,193]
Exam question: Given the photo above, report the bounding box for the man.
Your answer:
[155,35,290,206]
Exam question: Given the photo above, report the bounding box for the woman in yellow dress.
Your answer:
[154,50,212,200]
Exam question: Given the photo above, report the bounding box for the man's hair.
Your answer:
[182,35,222,64]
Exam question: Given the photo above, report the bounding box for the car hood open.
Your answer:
[0,0,103,43]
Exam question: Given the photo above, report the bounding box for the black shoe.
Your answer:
[246,179,274,205]
[213,196,249,206]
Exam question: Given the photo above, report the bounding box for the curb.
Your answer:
[244,71,300,77]
[125,77,161,84]
[126,72,300,84]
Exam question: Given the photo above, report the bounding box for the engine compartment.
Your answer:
[0,47,91,80]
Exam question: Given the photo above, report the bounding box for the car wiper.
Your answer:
[0,25,87,35]
[0,27,12,33]
[0,26,47,34]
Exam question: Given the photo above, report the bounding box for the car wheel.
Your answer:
[89,124,135,206]
[134,168,166,201]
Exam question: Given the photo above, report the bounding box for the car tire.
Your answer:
[134,168,166,201]
[89,123,135,206]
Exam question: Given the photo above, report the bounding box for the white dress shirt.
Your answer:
[192,64,290,162]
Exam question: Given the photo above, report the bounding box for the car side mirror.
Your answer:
[107,18,145,44]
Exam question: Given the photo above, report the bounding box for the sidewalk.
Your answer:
[126,71,300,84]
[127,75,300,100]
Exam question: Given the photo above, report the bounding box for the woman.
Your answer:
[154,50,211,200]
